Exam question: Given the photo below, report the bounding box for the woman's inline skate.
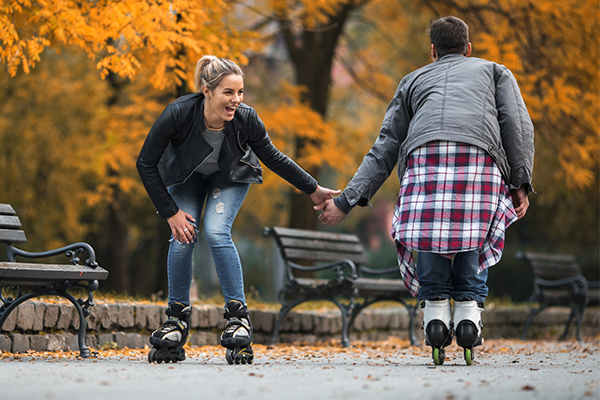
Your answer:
[148,302,191,363]
[454,300,484,366]
[221,300,254,365]
[421,299,454,365]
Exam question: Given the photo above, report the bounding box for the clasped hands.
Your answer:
[310,185,346,227]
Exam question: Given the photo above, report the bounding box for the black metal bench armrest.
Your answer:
[288,259,358,280]
[358,266,399,277]
[533,275,589,299]
[6,242,99,268]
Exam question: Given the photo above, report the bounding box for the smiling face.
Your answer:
[202,74,244,128]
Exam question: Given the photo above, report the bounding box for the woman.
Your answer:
[137,56,338,364]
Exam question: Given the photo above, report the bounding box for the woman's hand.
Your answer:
[309,185,341,205]
[167,209,197,244]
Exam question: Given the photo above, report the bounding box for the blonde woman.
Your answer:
[137,56,338,364]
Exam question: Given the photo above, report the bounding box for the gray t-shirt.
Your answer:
[196,128,225,177]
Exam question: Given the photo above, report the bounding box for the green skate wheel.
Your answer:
[433,348,444,365]
[465,348,473,365]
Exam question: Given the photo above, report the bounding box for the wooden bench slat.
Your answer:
[285,248,369,265]
[0,204,16,215]
[272,227,362,243]
[0,228,27,244]
[294,278,330,288]
[353,277,407,293]
[279,237,365,254]
[0,262,109,282]
[524,253,578,263]
[0,215,22,229]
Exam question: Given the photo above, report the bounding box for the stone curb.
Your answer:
[0,301,598,353]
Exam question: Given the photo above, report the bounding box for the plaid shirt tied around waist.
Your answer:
[391,141,518,297]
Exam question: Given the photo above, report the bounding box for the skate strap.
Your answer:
[166,308,191,321]
[225,317,250,330]
[164,316,187,330]
[223,307,248,319]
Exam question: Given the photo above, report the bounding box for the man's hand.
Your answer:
[309,185,341,205]
[167,209,197,244]
[511,186,530,219]
[314,198,347,226]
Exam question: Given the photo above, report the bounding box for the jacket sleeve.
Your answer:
[495,66,535,191]
[341,80,410,208]
[136,105,180,219]
[247,111,318,194]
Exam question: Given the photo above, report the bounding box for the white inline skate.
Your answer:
[454,300,484,366]
[421,299,454,365]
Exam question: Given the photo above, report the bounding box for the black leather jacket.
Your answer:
[137,93,317,219]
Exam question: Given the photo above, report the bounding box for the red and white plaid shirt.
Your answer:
[391,141,518,296]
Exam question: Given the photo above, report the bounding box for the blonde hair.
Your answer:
[194,56,244,93]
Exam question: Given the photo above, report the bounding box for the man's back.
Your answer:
[401,54,505,152]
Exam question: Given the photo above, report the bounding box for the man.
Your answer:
[316,16,534,365]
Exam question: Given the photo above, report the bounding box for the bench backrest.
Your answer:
[264,226,368,267]
[520,251,582,281]
[0,203,27,245]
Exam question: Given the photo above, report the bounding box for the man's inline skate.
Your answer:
[148,302,191,363]
[221,300,254,365]
[454,300,484,366]
[421,299,454,365]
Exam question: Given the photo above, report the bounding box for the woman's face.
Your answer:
[203,74,244,127]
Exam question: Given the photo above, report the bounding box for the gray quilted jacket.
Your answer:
[341,53,535,209]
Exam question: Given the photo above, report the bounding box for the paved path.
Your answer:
[0,338,598,400]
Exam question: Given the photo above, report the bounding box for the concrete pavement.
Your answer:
[0,338,598,400]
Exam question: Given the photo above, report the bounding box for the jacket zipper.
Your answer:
[167,147,215,188]
[239,158,263,171]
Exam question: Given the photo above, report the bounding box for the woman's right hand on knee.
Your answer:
[167,210,197,244]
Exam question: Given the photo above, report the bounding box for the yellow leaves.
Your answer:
[256,81,352,171]
[0,0,257,91]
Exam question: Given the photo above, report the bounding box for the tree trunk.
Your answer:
[281,2,357,230]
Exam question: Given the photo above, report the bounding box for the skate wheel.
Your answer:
[148,348,157,363]
[433,348,444,365]
[226,348,235,365]
[465,348,473,366]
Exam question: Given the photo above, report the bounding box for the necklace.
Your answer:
[205,124,225,132]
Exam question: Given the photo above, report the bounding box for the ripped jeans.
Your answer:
[166,171,250,306]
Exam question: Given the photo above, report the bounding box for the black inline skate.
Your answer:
[454,300,484,366]
[221,300,254,365]
[421,299,454,365]
[148,302,191,363]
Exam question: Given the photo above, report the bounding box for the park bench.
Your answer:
[263,226,418,347]
[0,203,108,357]
[518,251,598,341]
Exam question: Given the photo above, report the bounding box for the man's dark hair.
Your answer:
[428,16,470,58]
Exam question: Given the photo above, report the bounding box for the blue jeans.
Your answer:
[416,250,488,303]
[167,171,250,306]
